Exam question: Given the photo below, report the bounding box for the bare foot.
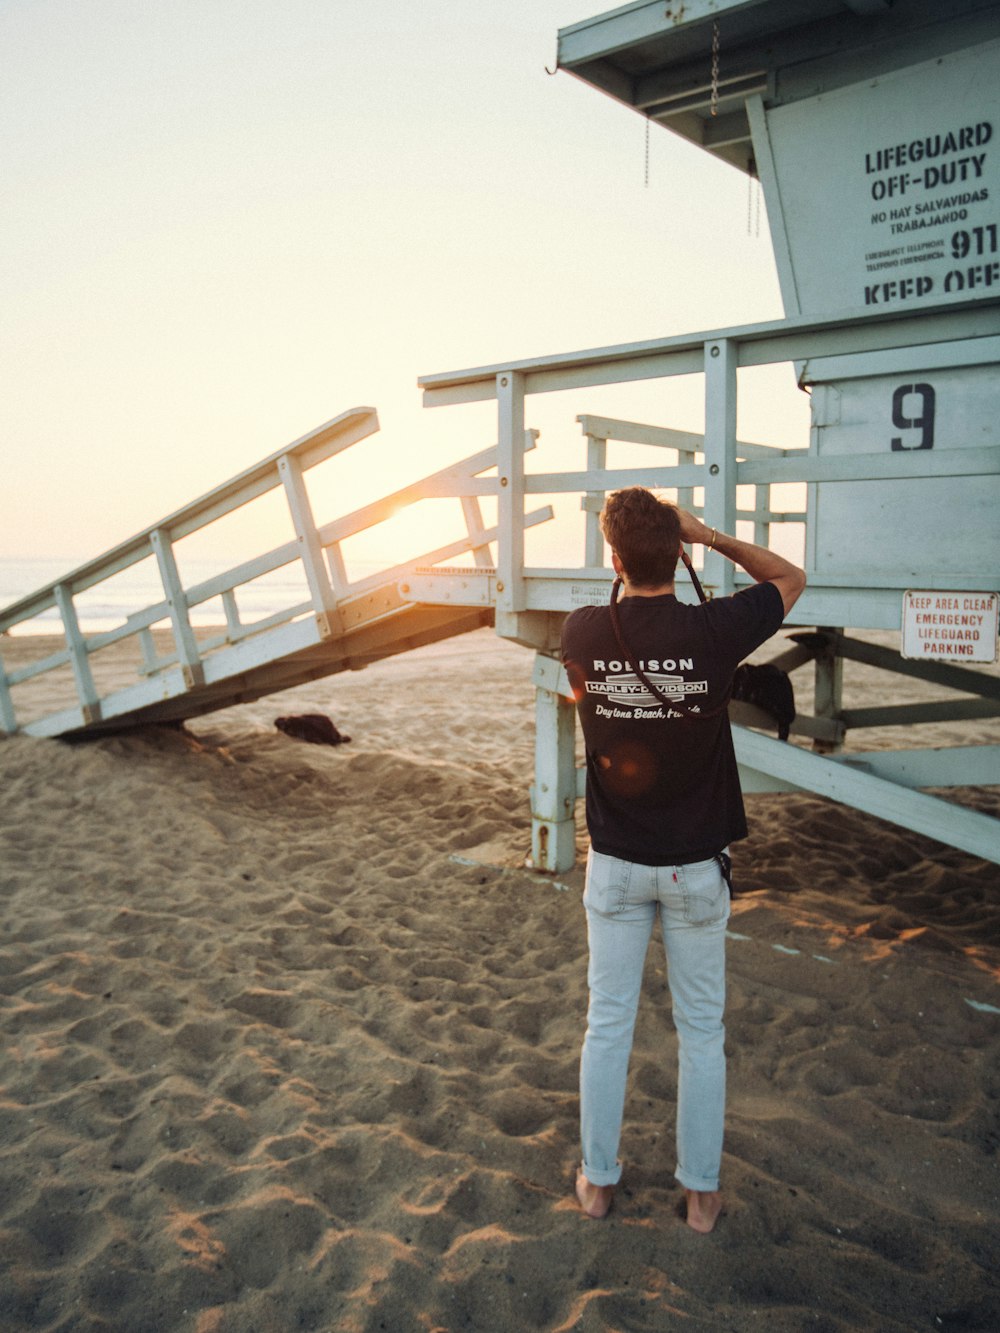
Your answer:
[575,1168,614,1219]
[684,1189,723,1234]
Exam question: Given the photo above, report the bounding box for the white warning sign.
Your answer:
[901,590,999,662]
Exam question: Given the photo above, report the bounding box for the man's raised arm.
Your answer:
[677,510,806,616]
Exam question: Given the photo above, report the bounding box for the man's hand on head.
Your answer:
[676,508,712,547]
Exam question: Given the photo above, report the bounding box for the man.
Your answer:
[561,487,805,1233]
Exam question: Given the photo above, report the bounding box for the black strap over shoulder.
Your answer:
[609,550,794,741]
[607,568,730,721]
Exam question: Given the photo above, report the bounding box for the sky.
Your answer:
[0,0,801,580]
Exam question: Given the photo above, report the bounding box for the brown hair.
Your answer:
[600,487,681,588]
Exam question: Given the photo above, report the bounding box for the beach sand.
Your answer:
[1,626,998,1331]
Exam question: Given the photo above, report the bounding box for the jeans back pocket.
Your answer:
[677,859,729,926]
[583,850,632,916]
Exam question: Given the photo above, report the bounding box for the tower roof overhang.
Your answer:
[557,0,1000,174]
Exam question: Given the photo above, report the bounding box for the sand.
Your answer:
[1,626,999,1332]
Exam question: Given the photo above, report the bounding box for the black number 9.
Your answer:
[891,383,935,451]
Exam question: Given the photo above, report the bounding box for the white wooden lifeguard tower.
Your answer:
[2,0,998,871]
[416,0,1000,869]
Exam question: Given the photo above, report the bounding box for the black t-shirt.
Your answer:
[561,580,784,866]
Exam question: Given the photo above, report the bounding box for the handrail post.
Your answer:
[461,496,494,568]
[703,338,738,595]
[324,543,351,598]
[0,654,18,733]
[583,429,607,568]
[278,452,342,640]
[53,583,102,723]
[497,371,527,618]
[753,481,771,548]
[221,590,242,639]
[149,530,205,689]
[139,627,160,674]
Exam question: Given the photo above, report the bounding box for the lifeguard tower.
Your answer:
[417,0,1000,867]
[1,0,997,871]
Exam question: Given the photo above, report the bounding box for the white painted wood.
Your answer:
[704,339,738,597]
[532,657,578,873]
[5,645,72,687]
[149,530,204,688]
[733,727,1000,864]
[752,482,771,547]
[582,431,608,569]
[531,652,573,699]
[576,415,714,452]
[314,431,537,549]
[833,745,1000,788]
[0,408,378,631]
[278,452,341,638]
[802,336,1000,387]
[22,704,89,738]
[812,629,844,755]
[221,590,242,635]
[0,661,16,732]
[186,543,298,606]
[525,464,705,493]
[577,416,786,457]
[841,700,1000,728]
[746,93,802,317]
[139,628,160,675]
[497,372,527,615]
[53,583,101,721]
[355,505,552,601]
[400,572,492,608]
[738,446,999,486]
[835,633,1000,699]
[2,295,994,871]
[325,543,350,599]
[418,304,1000,406]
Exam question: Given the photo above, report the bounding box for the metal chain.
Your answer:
[644,116,650,187]
[710,19,720,117]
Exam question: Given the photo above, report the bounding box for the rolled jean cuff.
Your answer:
[675,1164,720,1193]
[581,1159,622,1188]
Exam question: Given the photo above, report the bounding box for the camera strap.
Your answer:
[607,551,730,721]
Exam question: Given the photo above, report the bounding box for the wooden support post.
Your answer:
[278,452,342,640]
[753,482,771,548]
[0,656,18,733]
[149,530,204,689]
[531,654,577,873]
[53,583,102,723]
[583,431,607,568]
[813,627,844,754]
[676,448,696,522]
[497,371,527,621]
[703,338,738,595]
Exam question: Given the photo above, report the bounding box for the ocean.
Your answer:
[0,555,329,637]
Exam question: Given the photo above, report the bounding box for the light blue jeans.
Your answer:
[580,847,730,1193]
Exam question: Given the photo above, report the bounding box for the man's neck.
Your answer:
[621,579,675,598]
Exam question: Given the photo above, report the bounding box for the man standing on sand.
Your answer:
[561,487,805,1232]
